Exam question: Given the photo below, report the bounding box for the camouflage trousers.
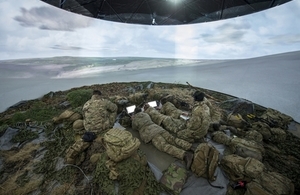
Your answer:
[161,117,186,134]
[151,131,192,160]
[65,140,91,164]
[177,128,208,143]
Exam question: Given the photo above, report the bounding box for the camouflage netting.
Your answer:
[1,81,300,195]
[94,151,164,195]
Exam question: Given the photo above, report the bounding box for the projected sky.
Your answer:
[0,0,299,60]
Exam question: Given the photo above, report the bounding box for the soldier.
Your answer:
[211,131,265,161]
[82,90,118,134]
[132,107,194,169]
[160,101,183,119]
[143,104,185,134]
[177,91,216,142]
[160,91,221,123]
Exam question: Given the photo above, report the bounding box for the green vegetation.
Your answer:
[11,112,28,124]
[56,166,76,183]
[67,89,92,108]
[10,101,60,124]
[16,170,30,187]
[11,130,39,143]
[94,151,164,195]
[33,122,75,190]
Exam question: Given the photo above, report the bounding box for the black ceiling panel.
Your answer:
[41,0,292,25]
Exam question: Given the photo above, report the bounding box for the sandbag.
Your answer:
[211,131,231,145]
[103,128,140,162]
[244,181,273,195]
[229,137,265,161]
[160,162,188,195]
[226,184,247,195]
[73,119,84,131]
[244,130,263,143]
[269,127,286,143]
[260,108,293,130]
[258,171,294,195]
[248,122,286,143]
[227,114,248,129]
[245,171,294,195]
[220,154,265,181]
[191,143,219,181]
[247,121,272,141]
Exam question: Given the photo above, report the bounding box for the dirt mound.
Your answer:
[0,81,299,194]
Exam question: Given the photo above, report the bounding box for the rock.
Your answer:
[0,127,19,151]
[7,100,28,110]
[147,82,154,89]
[59,101,71,108]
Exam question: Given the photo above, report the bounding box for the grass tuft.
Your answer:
[67,89,92,108]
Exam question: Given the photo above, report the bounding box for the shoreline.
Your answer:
[1,51,300,122]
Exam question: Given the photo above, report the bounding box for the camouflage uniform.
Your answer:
[144,106,185,134]
[212,131,265,161]
[160,102,183,119]
[132,112,192,160]
[202,97,222,124]
[152,132,192,160]
[177,98,212,142]
[83,94,118,134]
[65,140,91,164]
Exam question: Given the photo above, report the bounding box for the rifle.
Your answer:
[186,82,220,102]
[246,113,277,128]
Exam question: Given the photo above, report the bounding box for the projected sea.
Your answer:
[0,51,300,122]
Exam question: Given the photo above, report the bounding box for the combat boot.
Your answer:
[183,152,194,170]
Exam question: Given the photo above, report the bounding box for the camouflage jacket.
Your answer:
[144,106,167,126]
[186,100,211,133]
[203,98,221,123]
[83,95,118,133]
[132,112,164,143]
[160,102,183,119]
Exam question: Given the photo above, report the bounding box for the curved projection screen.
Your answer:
[42,0,292,25]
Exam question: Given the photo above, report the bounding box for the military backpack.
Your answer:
[103,128,140,162]
[229,137,265,161]
[245,171,294,195]
[191,143,220,181]
[220,154,265,182]
[160,162,188,195]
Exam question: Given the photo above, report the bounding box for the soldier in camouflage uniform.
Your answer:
[132,108,194,169]
[160,91,221,124]
[211,131,265,161]
[160,101,183,119]
[144,104,185,134]
[83,90,118,134]
[176,91,215,142]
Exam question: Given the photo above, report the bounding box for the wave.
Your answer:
[0,57,219,79]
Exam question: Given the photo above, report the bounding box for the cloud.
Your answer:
[0,0,299,60]
[50,45,83,50]
[216,22,251,31]
[201,21,251,44]
[14,6,93,31]
[267,34,300,45]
